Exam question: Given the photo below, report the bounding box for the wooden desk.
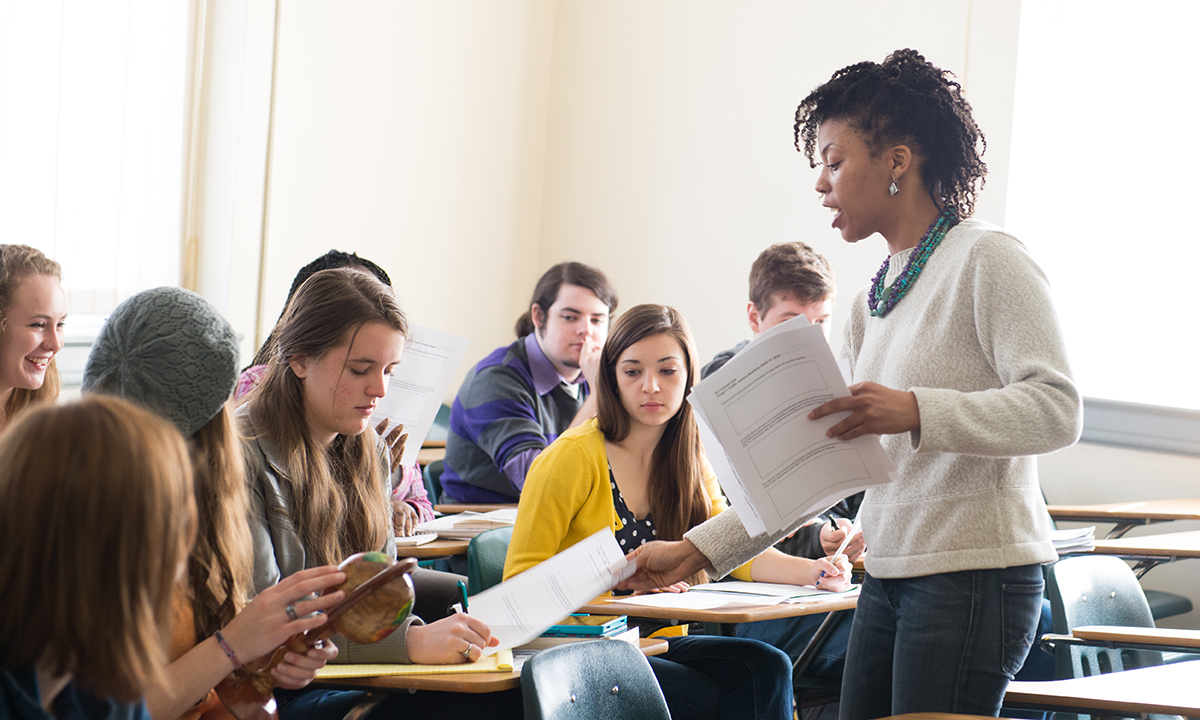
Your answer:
[416,447,445,467]
[1089,529,1200,575]
[1004,659,1200,715]
[421,439,446,449]
[882,714,996,720]
[1074,624,1200,650]
[433,503,517,514]
[316,637,669,694]
[396,538,469,559]
[1048,498,1200,538]
[578,592,858,625]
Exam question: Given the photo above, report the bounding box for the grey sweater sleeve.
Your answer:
[684,507,824,579]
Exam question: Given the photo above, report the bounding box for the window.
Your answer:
[0,0,192,315]
[1006,1,1200,453]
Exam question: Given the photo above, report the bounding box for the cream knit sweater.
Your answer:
[687,219,1082,579]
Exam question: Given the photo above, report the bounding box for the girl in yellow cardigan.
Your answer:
[505,304,850,720]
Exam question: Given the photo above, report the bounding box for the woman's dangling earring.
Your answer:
[888,176,899,196]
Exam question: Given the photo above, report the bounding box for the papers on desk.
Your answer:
[368,325,470,468]
[393,531,438,546]
[415,508,518,539]
[688,315,898,537]
[469,528,635,654]
[1051,526,1096,554]
[600,583,859,611]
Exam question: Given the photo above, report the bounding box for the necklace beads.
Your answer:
[867,208,958,318]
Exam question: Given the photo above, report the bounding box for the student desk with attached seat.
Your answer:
[1088,528,1200,576]
[314,637,670,693]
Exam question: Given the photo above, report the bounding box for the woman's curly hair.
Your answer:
[795,49,987,218]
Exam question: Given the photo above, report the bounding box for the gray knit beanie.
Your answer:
[83,286,240,437]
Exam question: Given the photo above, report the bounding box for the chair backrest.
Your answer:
[1046,555,1162,679]
[422,459,444,506]
[467,526,513,595]
[521,640,670,720]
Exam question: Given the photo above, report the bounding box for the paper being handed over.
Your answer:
[468,528,635,654]
[689,315,898,537]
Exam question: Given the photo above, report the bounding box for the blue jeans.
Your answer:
[649,635,793,720]
[735,610,853,683]
[839,565,1044,720]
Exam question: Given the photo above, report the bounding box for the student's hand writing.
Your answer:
[820,518,865,562]
[616,540,709,592]
[375,419,408,475]
[808,382,919,441]
[392,496,419,537]
[271,640,339,689]
[406,613,499,665]
[220,566,346,664]
[812,555,853,592]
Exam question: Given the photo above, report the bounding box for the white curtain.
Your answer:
[0,0,191,315]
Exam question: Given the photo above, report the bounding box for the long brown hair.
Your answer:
[596,304,710,545]
[0,396,196,701]
[247,268,408,566]
[0,244,62,421]
[189,404,253,639]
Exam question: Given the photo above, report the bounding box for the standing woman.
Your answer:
[0,396,196,720]
[240,268,521,718]
[621,49,1081,719]
[505,304,849,720]
[796,49,1081,718]
[0,245,66,432]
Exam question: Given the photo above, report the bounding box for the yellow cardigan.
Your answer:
[503,418,754,582]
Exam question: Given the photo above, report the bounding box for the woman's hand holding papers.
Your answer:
[406,613,499,664]
[618,539,710,592]
[809,381,919,441]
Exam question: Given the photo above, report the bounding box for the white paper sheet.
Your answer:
[688,580,834,599]
[689,315,898,537]
[368,325,470,466]
[597,591,787,610]
[469,529,635,654]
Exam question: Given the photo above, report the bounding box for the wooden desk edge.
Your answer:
[433,503,518,514]
[578,594,858,623]
[316,638,669,694]
[1073,624,1200,649]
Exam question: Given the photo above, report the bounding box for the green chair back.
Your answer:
[467,526,513,595]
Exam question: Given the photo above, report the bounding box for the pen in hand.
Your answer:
[821,515,860,579]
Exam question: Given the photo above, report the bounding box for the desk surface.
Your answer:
[316,637,669,694]
[416,447,445,467]
[578,591,858,624]
[1090,529,1200,560]
[1048,498,1200,523]
[1005,659,1200,715]
[396,538,469,558]
[1074,624,1200,649]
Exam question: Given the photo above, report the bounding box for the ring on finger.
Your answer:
[286,604,299,621]
[461,642,474,660]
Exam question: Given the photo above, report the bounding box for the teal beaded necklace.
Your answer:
[867,208,957,318]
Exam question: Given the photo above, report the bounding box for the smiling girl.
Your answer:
[239,268,521,719]
[0,245,66,432]
[505,304,849,720]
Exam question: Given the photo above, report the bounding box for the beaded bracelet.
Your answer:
[213,629,242,669]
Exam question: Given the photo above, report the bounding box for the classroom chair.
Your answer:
[521,640,670,720]
[1045,555,1164,679]
[422,459,444,506]
[425,404,452,443]
[467,526,513,595]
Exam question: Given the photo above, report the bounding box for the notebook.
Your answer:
[314,649,515,678]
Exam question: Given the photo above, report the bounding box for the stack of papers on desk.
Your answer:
[1051,526,1096,554]
[415,508,518,539]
